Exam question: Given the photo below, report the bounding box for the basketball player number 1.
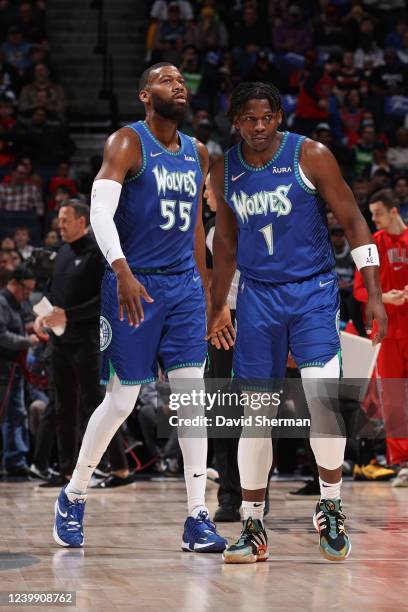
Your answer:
[259,223,273,255]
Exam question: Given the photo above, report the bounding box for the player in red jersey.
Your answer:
[354,189,408,482]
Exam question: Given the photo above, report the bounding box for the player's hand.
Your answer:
[382,289,406,306]
[366,293,387,345]
[117,269,154,327]
[206,304,235,350]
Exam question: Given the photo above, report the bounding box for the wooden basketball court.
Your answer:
[0,478,407,611]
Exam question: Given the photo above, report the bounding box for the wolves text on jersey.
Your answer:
[152,165,197,198]
[231,184,292,224]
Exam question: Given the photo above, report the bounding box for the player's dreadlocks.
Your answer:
[138,62,173,93]
[228,82,283,121]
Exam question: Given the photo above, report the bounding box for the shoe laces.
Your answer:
[236,518,261,546]
[66,499,85,532]
[192,510,216,535]
[317,505,346,538]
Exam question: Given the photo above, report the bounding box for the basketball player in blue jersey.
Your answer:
[53,63,228,553]
[207,82,387,563]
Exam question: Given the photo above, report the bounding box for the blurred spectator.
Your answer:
[19,63,67,119]
[23,107,75,180]
[179,45,202,97]
[372,48,408,96]
[44,229,59,248]
[8,249,22,268]
[385,20,407,50]
[1,236,15,251]
[0,160,43,242]
[387,127,408,172]
[152,3,193,65]
[294,55,340,136]
[335,51,362,95]
[48,160,78,199]
[340,89,364,146]
[192,109,222,162]
[0,265,38,476]
[393,177,408,222]
[313,3,346,53]
[352,175,375,230]
[78,154,102,202]
[13,226,33,260]
[248,50,286,91]
[0,249,13,287]
[232,4,269,74]
[354,18,384,69]
[0,1,16,44]
[313,122,354,181]
[273,5,312,56]
[352,121,377,177]
[397,31,408,64]
[368,167,392,197]
[0,95,16,175]
[192,7,228,52]
[16,1,46,45]
[150,0,193,21]
[330,224,355,322]
[1,26,32,74]
[363,141,393,179]
[19,156,42,191]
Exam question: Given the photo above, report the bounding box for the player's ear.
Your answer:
[139,89,149,104]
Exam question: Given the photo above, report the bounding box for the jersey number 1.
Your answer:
[160,200,192,232]
[259,223,274,255]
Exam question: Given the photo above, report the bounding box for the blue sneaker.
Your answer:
[182,510,227,553]
[53,487,86,548]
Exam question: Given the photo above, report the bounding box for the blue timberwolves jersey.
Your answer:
[225,132,335,283]
[114,120,202,272]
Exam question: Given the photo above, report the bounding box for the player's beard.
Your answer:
[151,93,188,122]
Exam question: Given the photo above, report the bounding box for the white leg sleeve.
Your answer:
[168,365,207,515]
[67,375,140,494]
[238,396,273,491]
[301,354,346,471]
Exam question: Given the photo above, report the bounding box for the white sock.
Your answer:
[182,466,208,516]
[319,477,342,501]
[190,504,209,519]
[66,375,140,496]
[242,500,265,522]
[66,489,87,503]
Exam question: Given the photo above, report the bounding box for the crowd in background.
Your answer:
[0,0,408,493]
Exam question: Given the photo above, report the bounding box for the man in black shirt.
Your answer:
[35,200,129,486]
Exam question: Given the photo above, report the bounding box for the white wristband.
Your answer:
[351,244,379,270]
[90,179,125,266]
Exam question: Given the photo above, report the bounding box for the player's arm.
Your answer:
[91,128,153,327]
[300,139,387,344]
[206,156,237,349]
[193,140,210,306]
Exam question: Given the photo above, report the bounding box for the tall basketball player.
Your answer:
[207,82,387,563]
[53,63,228,553]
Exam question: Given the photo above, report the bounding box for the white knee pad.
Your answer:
[106,374,140,420]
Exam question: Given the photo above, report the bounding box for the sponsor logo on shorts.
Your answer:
[100,316,112,351]
[335,310,340,336]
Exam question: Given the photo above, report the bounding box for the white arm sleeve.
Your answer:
[90,179,125,266]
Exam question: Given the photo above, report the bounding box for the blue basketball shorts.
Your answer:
[100,268,207,385]
[233,270,341,380]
